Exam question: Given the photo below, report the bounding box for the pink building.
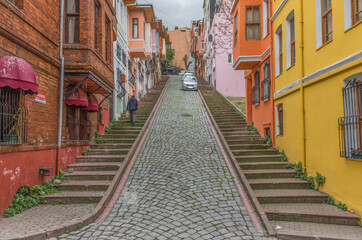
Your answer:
[210,0,245,97]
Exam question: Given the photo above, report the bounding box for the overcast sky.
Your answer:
[137,0,204,30]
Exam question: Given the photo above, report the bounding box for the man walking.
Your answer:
[127,95,138,125]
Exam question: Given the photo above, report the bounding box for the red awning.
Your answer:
[65,85,89,108]
[86,95,99,112]
[0,56,38,95]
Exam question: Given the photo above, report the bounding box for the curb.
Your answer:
[198,88,276,237]
[4,78,169,240]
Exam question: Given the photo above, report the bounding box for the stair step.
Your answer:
[68,162,121,171]
[232,149,279,156]
[270,220,362,240]
[263,203,360,225]
[244,169,296,179]
[239,161,289,170]
[90,143,133,149]
[87,149,130,156]
[76,155,126,162]
[102,134,139,139]
[254,189,329,204]
[59,180,111,191]
[101,139,136,144]
[235,155,281,162]
[248,178,311,189]
[43,191,104,204]
[229,144,272,150]
[65,171,117,180]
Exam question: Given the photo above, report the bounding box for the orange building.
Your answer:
[168,27,191,69]
[232,0,275,143]
[191,20,206,79]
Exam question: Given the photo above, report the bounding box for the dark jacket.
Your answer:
[127,97,138,111]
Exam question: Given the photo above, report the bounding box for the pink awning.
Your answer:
[65,85,89,108]
[86,95,99,112]
[0,56,38,95]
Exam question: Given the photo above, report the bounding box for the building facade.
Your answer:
[191,20,206,79]
[273,0,362,216]
[168,27,191,69]
[232,0,275,140]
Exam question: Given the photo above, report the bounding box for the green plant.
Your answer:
[54,169,66,182]
[315,172,326,189]
[105,126,111,135]
[94,131,103,144]
[337,202,348,211]
[280,150,288,162]
[264,136,272,145]
[82,148,90,156]
[306,176,316,189]
[247,122,258,132]
[327,196,335,205]
[76,225,82,230]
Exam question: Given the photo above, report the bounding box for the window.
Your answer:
[94,1,100,50]
[201,40,205,50]
[132,18,139,39]
[263,0,270,38]
[262,59,271,101]
[352,0,362,24]
[286,11,295,68]
[339,75,362,159]
[0,88,27,145]
[97,107,103,124]
[252,70,260,105]
[227,53,233,64]
[65,0,80,44]
[105,16,111,62]
[279,31,283,74]
[321,0,333,43]
[277,104,283,136]
[246,6,260,40]
[234,12,238,44]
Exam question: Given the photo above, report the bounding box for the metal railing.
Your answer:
[261,78,271,102]
[128,70,136,84]
[252,85,260,105]
[139,73,144,82]
[339,116,362,160]
[0,88,28,145]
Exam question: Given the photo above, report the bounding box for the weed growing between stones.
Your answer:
[327,196,348,211]
[288,162,327,190]
[4,170,66,218]
[264,136,272,145]
[82,148,90,156]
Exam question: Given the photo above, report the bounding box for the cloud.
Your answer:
[137,0,204,29]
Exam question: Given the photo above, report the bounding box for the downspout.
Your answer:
[56,0,65,176]
[299,0,306,171]
[270,0,276,147]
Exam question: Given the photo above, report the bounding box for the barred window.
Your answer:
[252,70,260,105]
[0,88,27,145]
[262,60,271,101]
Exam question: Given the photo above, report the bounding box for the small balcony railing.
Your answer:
[139,74,144,82]
[128,70,136,84]
[339,115,362,160]
[252,85,260,105]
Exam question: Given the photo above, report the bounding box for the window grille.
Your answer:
[339,80,362,159]
[0,88,28,145]
[261,60,271,101]
[252,71,260,105]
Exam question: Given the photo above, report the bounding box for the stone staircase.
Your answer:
[199,81,362,239]
[44,80,167,205]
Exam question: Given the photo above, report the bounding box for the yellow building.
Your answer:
[273,0,362,216]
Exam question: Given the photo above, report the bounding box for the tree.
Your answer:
[182,54,191,70]
[212,0,233,57]
[166,48,175,65]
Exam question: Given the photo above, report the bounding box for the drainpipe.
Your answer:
[56,0,65,176]
[299,0,307,171]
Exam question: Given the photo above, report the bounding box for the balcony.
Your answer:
[129,39,146,59]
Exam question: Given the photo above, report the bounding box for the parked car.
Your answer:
[178,70,186,75]
[182,76,198,91]
[182,72,194,81]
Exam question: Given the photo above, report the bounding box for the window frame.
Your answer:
[201,40,205,50]
[65,0,80,44]
[245,6,261,40]
[227,53,233,64]
[261,59,271,102]
[132,18,139,39]
[321,0,333,44]
[351,0,362,25]
[277,104,284,136]
[279,31,283,74]
[94,1,100,50]
[252,70,261,105]
[290,16,295,66]
[105,15,111,63]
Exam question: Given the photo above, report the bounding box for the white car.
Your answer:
[182,76,198,91]
[178,70,186,75]
[182,72,194,81]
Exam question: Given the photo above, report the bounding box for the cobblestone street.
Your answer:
[58,76,265,240]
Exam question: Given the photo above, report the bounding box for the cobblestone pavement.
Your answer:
[58,76,268,240]
[0,204,96,239]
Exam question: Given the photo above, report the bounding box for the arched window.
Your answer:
[262,59,271,101]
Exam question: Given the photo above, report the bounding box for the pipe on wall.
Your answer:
[56,0,65,175]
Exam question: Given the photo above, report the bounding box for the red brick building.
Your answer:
[0,0,115,215]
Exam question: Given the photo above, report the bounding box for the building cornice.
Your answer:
[270,0,288,22]
[233,47,270,69]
